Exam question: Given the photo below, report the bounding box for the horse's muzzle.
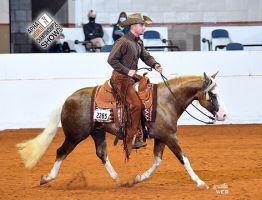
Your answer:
[215,106,227,121]
[215,113,227,121]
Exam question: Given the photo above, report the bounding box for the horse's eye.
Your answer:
[208,92,214,97]
[208,92,214,101]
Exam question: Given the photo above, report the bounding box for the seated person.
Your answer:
[47,33,70,53]
[83,10,105,52]
[112,12,129,42]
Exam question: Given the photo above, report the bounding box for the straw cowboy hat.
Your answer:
[120,13,153,27]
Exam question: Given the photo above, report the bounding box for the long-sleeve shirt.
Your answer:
[108,31,159,75]
[83,22,104,41]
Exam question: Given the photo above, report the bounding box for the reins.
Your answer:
[137,67,215,124]
[160,73,215,124]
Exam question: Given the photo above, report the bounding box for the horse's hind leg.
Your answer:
[166,134,209,189]
[91,129,121,186]
[40,137,84,185]
[134,139,165,184]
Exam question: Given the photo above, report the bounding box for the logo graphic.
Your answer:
[27,12,63,49]
[212,183,229,194]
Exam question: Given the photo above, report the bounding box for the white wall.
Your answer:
[2,0,262,25]
[0,51,262,130]
[68,0,262,24]
[0,0,9,23]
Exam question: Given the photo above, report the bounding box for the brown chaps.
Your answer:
[111,70,142,139]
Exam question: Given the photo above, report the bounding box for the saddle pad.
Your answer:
[95,82,115,109]
[92,86,115,123]
[92,80,157,122]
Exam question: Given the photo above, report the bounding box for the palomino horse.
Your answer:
[17,72,227,189]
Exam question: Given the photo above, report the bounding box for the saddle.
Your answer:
[92,73,157,124]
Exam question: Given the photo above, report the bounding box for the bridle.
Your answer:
[137,67,216,124]
[204,76,216,101]
[160,73,216,124]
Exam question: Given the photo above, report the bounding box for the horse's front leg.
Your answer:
[134,139,165,184]
[91,129,121,186]
[167,133,209,189]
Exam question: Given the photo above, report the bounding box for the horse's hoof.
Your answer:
[115,177,122,187]
[125,180,135,187]
[118,181,134,188]
[40,175,50,185]
[133,175,142,184]
[197,181,209,189]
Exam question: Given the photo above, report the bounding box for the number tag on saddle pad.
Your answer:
[93,108,111,122]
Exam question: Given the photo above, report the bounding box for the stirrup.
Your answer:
[132,140,147,149]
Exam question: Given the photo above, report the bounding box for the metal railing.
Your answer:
[75,40,180,52]
[144,45,180,51]
[201,38,262,51]
[215,44,262,51]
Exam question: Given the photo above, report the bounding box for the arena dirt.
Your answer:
[0,124,261,199]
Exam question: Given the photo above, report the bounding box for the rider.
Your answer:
[108,13,163,151]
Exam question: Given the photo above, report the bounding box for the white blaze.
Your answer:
[213,87,228,121]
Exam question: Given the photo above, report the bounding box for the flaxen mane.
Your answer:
[158,75,204,88]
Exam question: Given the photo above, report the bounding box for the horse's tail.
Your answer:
[16,101,64,169]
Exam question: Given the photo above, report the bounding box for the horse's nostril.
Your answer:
[223,114,227,118]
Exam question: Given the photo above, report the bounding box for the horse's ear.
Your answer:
[203,72,208,80]
[211,71,219,79]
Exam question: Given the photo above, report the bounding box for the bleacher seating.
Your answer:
[101,45,113,52]
[62,27,168,53]
[211,29,231,51]
[143,30,166,51]
[226,43,244,51]
[144,30,161,39]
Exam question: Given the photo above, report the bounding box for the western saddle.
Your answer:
[92,73,157,125]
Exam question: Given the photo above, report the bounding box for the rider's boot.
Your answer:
[132,130,147,149]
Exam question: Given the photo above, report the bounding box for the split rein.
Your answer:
[137,67,215,124]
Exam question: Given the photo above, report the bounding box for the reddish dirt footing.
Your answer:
[0,124,261,200]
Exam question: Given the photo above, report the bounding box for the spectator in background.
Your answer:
[112,12,129,42]
[83,10,104,52]
[47,33,70,53]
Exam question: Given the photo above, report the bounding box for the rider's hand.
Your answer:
[128,69,137,77]
[154,64,163,73]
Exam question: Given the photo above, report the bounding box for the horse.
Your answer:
[17,72,227,189]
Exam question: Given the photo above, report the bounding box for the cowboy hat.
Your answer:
[120,13,153,27]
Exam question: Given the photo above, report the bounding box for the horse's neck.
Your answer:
[175,79,203,106]
[158,77,203,118]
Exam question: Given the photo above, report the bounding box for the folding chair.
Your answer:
[226,43,244,51]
